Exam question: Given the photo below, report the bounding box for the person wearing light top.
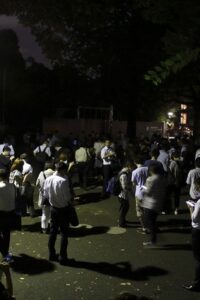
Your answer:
[75,143,90,188]
[20,153,33,177]
[0,169,16,262]
[157,144,170,173]
[184,177,200,291]
[118,161,135,228]
[43,162,74,265]
[186,157,200,200]
[141,165,167,246]
[100,139,116,198]
[131,156,148,232]
[36,161,55,233]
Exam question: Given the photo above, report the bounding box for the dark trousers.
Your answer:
[77,162,89,188]
[0,229,10,257]
[168,184,181,210]
[48,206,70,259]
[192,228,200,286]
[118,197,129,226]
[143,208,158,243]
[0,211,12,257]
[102,165,112,196]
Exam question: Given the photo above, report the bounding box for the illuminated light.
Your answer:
[180,112,187,125]
[168,112,174,118]
[181,104,187,110]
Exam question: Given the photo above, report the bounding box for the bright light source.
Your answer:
[168,112,174,118]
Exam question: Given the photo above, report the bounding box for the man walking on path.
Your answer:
[43,161,75,265]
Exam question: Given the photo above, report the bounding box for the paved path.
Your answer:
[5,187,200,300]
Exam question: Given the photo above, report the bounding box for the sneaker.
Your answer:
[174,209,178,215]
[137,228,147,235]
[3,253,14,263]
[143,241,156,247]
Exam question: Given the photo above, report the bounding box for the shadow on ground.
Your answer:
[22,222,41,232]
[153,243,192,251]
[74,192,102,204]
[69,226,109,237]
[11,253,55,274]
[65,260,169,281]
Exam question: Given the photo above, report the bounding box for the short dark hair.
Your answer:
[55,161,67,172]
[150,148,160,158]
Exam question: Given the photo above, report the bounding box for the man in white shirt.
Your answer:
[75,144,90,188]
[100,139,116,198]
[43,162,74,265]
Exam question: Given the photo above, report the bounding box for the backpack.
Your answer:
[35,146,48,163]
[106,172,127,196]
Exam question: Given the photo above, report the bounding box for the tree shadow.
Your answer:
[11,253,55,274]
[67,260,169,281]
[153,244,192,251]
[69,225,109,237]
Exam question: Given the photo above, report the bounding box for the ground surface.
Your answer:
[4,185,199,300]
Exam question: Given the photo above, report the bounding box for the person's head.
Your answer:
[148,164,161,176]
[10,158,24,172]
[55,161,67,175]
[150,148,160,159]
[20,153,28,161]
[171,150,180,161]
[58,152,69,163]
[105,139,111,147]
[195,157,200,168]
[44,161,54,171]
[123,160,136,172]
[134,155,144,166]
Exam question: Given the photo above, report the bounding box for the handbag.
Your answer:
[68,205,79,226]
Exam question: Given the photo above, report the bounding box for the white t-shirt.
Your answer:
[186,168,200,200]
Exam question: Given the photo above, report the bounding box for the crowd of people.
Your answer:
[0,130,200,297]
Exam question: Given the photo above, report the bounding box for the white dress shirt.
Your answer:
[43,172,72,208]
[100,146,115,165]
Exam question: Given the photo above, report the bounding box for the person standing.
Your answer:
[101,139,116,198]
[75,143,90,189]
[0,169,16,262]
[43,162,75,265]
[36,161,55,233]
[183,177,200,291]
[142,165,167,246]
[118,161,135,227]
[131,156,148,232]
[186,157,200,201]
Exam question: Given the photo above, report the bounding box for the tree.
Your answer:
[137,0,200,136]
[0,1,171,136]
